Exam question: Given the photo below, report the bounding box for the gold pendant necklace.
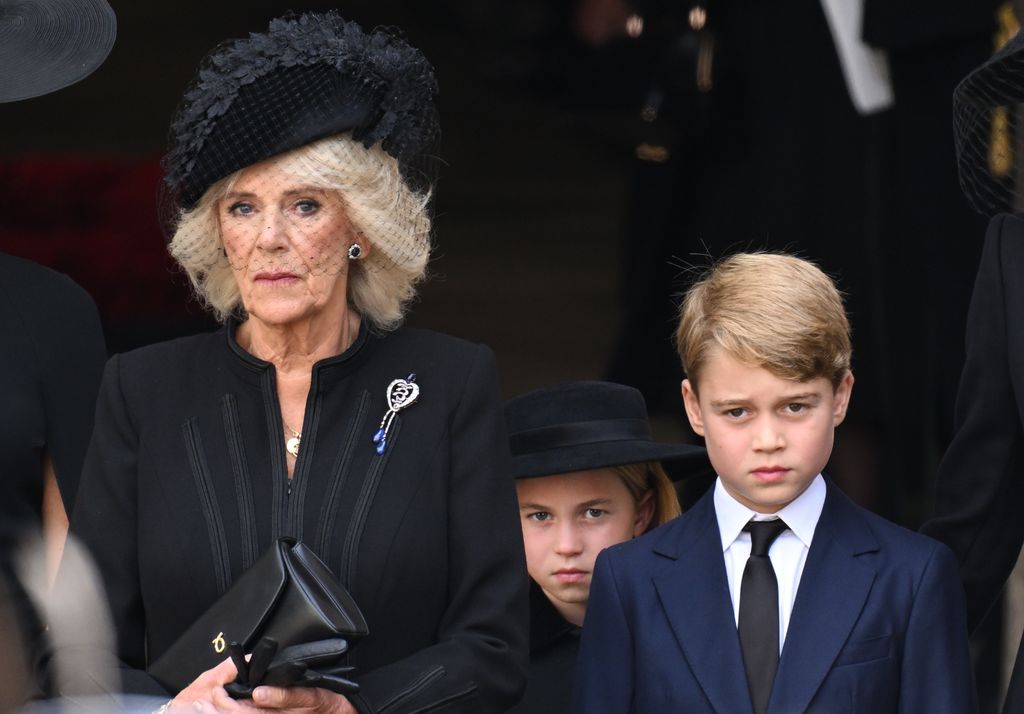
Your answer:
[285,432,301,458]
[283,421,301,458]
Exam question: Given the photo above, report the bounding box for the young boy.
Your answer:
[572,253,975,713]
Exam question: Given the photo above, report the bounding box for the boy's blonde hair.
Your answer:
[675,252,851,389]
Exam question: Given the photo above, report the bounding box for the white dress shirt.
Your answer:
[714,474,826,653]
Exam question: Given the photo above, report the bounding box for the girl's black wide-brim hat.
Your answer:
[505,381,708,479]
[0,0,116,103]
[954,27,1024,216]
[162,11,439,214]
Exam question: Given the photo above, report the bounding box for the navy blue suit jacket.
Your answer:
[572,479,975,713]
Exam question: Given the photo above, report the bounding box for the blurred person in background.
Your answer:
[0,0,112,704]
[922,19,1024,713]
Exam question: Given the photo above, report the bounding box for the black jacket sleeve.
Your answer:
[36,272,107,514]
[2,257,107,514]
[348,345,529,713]
[68,354,169,695]
[921,213,1024,630]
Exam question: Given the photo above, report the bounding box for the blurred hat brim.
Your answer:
[0,0,116,103]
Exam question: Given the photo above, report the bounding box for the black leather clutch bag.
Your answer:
[149,537,369,694]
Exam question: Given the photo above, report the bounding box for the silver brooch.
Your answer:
[373,373,420,454]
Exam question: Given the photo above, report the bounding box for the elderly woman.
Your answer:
[68,12,527,714]
[503,381,708,713]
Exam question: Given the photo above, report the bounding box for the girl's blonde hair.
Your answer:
[610,461,682,530]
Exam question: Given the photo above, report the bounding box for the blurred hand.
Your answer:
[169,657,239,711]
[212,685,356,713]
[574,0,632,46]
[166,656,355,713]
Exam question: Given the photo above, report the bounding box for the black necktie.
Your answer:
[738,519,790,714]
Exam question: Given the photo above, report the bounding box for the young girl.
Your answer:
[504,381,708,713]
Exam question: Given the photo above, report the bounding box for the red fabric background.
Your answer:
[0,157,198,321]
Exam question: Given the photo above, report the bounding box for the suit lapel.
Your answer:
[767,481,878,714]
[653,492,754,714]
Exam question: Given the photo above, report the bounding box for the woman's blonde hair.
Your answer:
[610,461,681,530]
[676,252,852,390]
[168,133,431,331]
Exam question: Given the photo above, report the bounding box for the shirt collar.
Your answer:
[714,474,826,551]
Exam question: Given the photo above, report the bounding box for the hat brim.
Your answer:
[0,0,116,103]
[511,440,708,480]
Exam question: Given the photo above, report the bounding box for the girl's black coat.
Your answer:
[506,583,580,714]
[69,322,528,713]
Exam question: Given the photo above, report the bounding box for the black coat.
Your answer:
[507,583,580,714]
[0,253,105,697]
[0,253,105,544]
[69,322,528,713]
[921,213,1024,709]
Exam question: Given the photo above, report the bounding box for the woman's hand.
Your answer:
[166,653,354,713]
[209,686,356,713]
[168,657,240,711]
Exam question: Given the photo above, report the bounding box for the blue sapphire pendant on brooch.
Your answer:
[373,373,420,454]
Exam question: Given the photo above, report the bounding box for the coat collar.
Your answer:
[529,581,579,654]
[223,316,374,386]
[650,477,879,714]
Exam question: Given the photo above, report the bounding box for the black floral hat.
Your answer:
[162,11,439,213]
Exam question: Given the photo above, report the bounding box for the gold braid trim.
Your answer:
[991,3,1021,177]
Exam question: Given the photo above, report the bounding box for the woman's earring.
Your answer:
[347,244,363,260]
